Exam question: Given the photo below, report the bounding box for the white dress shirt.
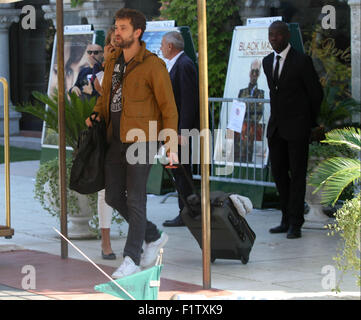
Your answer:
[166,50,184,72]
[273,43,291,77]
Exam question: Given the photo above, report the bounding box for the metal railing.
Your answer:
[192,97,276,187]
[0,77,14,239]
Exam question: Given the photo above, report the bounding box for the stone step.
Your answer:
[0,134,41,150]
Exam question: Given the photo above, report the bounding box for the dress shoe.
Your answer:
[163,215,185,227]
[101,250,116,260]
[269,224,289,234]
[287,226,302,239]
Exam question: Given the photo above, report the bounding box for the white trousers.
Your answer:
[97,189,113,229]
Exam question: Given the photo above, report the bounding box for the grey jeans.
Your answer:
[104,140,160,265]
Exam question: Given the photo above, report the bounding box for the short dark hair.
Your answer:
[269,21,290,34]
[114,8,146,40]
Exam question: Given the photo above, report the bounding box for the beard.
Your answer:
[115,35,135,49]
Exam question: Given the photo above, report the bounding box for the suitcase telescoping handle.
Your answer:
[164,163,198,195]
[163,163,198,211]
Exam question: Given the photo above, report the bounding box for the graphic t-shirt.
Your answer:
[110,54,126,141]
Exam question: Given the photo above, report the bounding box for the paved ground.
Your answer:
[0,160,360,300]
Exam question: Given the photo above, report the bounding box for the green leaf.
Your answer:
[322,127,361,151]
[308,127,361,207]
[309,157,360,205]
[15,91,96,150]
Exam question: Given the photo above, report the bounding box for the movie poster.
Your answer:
[42,31,95,148]
[214,26,273,168]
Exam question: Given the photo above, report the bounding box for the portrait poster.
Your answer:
[41,30,95,149]
[214,26,274,168]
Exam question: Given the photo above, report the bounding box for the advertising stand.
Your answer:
[212,22,303,208]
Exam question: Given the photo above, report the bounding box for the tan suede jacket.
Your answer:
[93,41,178,151]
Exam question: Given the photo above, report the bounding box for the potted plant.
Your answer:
[34,157,98,238]
[305,139,356,225]
[308,127,360,291]
[16,91,123,239]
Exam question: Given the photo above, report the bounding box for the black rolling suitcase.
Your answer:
[164,165,256,264]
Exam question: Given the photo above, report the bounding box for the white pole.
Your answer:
[53,227,135,300]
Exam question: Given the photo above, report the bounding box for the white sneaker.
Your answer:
[111,256,141,279]
[140,232,168,268]
[140,241,147,261]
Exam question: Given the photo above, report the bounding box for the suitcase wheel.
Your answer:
[240,256,249,264]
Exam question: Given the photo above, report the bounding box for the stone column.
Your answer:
[348,0,361,123]
[78,0,125,34]
[0,4,21,136]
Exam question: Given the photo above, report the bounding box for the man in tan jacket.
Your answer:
[86,8,178,278]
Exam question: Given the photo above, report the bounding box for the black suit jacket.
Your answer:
[169,52,199,133]
[262,46,323,141]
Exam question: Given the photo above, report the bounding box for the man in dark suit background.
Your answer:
[262,21,323,239]
[160,31,200,227]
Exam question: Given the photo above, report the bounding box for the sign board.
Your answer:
[227,100,246,134]
[246,16,283,27]
[146,20,175,29]
[64,25,92,33]
[214,26,273,168]
[41,28,96,150]
[214,23,304,169]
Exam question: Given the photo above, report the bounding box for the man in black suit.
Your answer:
[160,31,200,227]
[262,21,323,239]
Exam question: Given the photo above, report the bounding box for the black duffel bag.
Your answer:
[69,113,106,194]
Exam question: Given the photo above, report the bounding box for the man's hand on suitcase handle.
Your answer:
[165,151,179,169]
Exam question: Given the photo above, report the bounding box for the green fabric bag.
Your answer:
[94,265,163,300]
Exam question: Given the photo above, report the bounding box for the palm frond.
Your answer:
[64,96,79,148]
[15,91,97,150]
[309,157,360,205]
[322,127,361,151]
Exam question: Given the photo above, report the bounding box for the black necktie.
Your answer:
[273,55,281,86]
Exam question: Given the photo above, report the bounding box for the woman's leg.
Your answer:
[98,189,114,254]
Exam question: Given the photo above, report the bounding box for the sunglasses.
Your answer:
[87,50,102,55]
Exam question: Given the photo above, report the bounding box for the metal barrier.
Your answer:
[192,97,276,188]
[0,77,14,239]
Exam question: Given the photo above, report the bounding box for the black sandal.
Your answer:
[101,250,116,260]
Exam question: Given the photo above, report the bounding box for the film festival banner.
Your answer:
[42,27,95,149]
[214,26,273,168]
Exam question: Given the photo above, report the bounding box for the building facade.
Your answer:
[0,0,359,134]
